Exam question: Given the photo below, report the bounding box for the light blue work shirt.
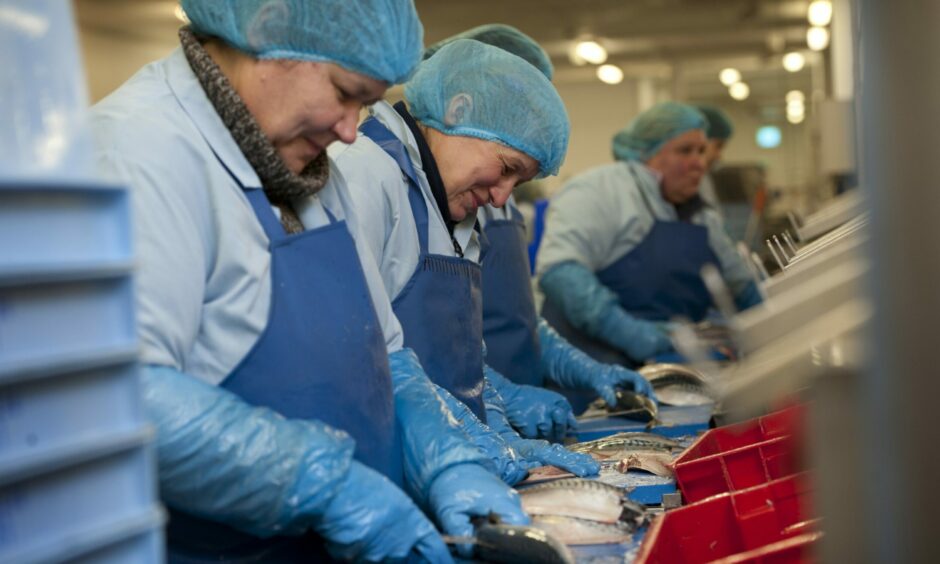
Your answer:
[90,48,404,386]
[328,100,482,301]
[535,161,753,298]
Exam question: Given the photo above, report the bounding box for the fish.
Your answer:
[529,515,637,546]
[519,479,631,524]
[607,388,658,421]
[639,364,717,406]
[472,523,576,564]
[520,465,576,485]
[615,451,675,478]
[568,432,682,459]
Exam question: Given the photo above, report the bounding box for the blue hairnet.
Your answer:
[423,24,554,81]
[693,104,734,140]
[181,0,423,84]
[612,102,707,162]
[405,39,569,178]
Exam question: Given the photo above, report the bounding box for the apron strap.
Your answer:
[359,117,431,254]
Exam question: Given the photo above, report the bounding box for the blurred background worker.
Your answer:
[537,102,762,367]
[328,39,600,480]
[88,1,528,561]
[693,104,736,219]
[432,25,657,412]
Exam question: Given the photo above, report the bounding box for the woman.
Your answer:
[89,2,524,562]
[431,25,658,412]
[537,102,762,367]
[331,39,598,474]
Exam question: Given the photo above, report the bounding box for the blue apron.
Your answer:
[542,162,719,367]
[168,177,402,563]
[480,205,543,387]
[359,117,486,420]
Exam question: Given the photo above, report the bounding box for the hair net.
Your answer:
[423,24,554,80]
[405,39,569,178]
[181,0,423,84]
[693,104,734,140]
[612,102,707,162]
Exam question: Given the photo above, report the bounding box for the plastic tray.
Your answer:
[0,184,131,271]
[0,362,143,461]
[0,438,158,559]
[673,405,804,503]
[635,473,816,564]
[0,275,136,369]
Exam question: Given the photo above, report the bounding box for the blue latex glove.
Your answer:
[540,261,674,362]
[537,318,657,406]
[734,280,764,311]
[428,463,530,558]
[486,366,577,443]
[483,380,600,477]
[388,349,495,502]
[429,381,530,485]
[142,365,450,563]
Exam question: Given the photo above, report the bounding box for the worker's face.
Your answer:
[427,131,540,222]
[646,129,708,205]
[703,138,727,169]
[238,60,387,174]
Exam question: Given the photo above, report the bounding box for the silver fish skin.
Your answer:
[638,363,707,381]
[529,515,636,546]
[569,432,681,456]
[475,523,576,564]
[519,479,628,523]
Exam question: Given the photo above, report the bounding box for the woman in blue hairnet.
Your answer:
[326,39,599,478]
[89,2,527,562]
[425,25,656,413]
[693,104,735,218]
[537,102,762,366]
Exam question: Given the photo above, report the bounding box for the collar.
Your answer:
[393,101,455,233]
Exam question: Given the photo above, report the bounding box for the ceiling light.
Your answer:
[782,52,806,72]
[787,112,806,124]
[719,68,741,86]
[808,0,833,26]
[807,26,830,51]
[787,101,806,118]
[756,126,782,149]
[596,64,624,85]
[574,40,607,65]
[786,90,805,104]
[729,82,750,101]
[174,4,189,23]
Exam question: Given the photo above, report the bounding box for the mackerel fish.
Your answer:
[639,364,717,406]
[473,523,576,564]
[519,478,646,527]
[568,432,682,459]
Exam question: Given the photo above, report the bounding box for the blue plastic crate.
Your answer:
[0,275,136,368]
[0,437,158,562]
[0,184,131,272]
[0,362,143,461]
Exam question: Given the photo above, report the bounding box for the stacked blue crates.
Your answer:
[0,181,165,562]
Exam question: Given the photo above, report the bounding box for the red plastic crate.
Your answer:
[673,405,805,503]
[635,473,817,564]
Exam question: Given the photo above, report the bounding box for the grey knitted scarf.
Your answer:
[179,27,328,234]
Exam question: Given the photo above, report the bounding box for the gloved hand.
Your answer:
[486,367,577,443]
[537,318,657,406]
[483,379,600,477]
[734,280,764,311]
[540,261,674,362]
[318,462,454,563]
[430,381,530,485]
[388,349,497,501]
[428,463,530,558]
[141,365,451,563]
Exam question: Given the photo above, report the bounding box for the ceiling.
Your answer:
[74,0,823,105]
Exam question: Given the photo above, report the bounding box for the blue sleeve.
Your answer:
[141,364,353,537]
[539,261,673,361]
[388,348,489,505]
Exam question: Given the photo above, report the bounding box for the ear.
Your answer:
[444,93,473,126]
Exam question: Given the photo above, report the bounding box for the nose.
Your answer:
[489,178,516,208]
[332,105,360,144]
